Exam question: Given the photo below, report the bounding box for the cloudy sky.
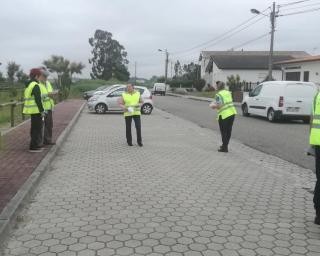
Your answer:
[0,0,319,79]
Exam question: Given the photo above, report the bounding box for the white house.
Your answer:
[275,56,320,84]
[200,51,310,88]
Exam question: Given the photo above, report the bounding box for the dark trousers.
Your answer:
[125,115,142,144]
[44,110,53,144]
[314,146,320,210]
[218,115,235,148]
[30,114,43,150]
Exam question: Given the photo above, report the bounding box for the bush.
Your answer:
[168,80,193,88]
[193,79,206,92]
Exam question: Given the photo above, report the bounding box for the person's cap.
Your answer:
[29,68,42,78]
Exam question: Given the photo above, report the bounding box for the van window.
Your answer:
[251,84,263,97]
[285,84,315,98]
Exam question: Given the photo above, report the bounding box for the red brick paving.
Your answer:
[0,100,84,212]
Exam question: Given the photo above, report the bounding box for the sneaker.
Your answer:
[29,148,44,153]
[218,147,228,153]
[127,142,133,146]
[138,142,143,147]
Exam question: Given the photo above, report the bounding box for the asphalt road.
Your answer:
[154,95,314,170]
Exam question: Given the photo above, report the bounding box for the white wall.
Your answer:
[282,61,320,84]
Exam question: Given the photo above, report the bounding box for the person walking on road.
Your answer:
[40,68,56,145]
[309,90,320,225]
[23,68,47,152]
[118,84,143,147]
[210,81,237,153]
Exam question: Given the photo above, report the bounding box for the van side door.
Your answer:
[248,84,264,116]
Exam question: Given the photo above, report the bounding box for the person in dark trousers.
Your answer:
[118,84,143,146]
[40,68,56,145]
[309,90,320,224]
[23,68,47,152]
[210,81,237,152]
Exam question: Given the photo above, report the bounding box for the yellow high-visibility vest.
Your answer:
[46,81,55,109]
[23,81,42,115]
[216,89,237,120]
[122,91,141,117]
[310,92,320,145]
[39,82,51,111]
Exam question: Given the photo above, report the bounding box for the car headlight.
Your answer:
[88,97,98,102]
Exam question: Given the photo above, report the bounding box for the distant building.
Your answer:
[275,55,320,84]
[200,51,310,88]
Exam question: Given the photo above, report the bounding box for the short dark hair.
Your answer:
[29,68,42,80]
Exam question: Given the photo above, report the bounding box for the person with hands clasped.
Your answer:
[118,84,144,147]
[210,81,237,153]
[23,68,47,152]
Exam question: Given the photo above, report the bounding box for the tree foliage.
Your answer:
[7,62,20,83]
[43,55,85,99]
[89,29,130,81]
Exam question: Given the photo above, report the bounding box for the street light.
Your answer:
[251,2,277,81]
[158,49,169,86]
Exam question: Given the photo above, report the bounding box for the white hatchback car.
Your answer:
[87,85,154,115]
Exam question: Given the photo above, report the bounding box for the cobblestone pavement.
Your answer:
[0,100,84,212]
[1,109,320,256]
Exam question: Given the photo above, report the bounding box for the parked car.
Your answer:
[241,81,318,123]
[87,86,154,114]
[92,84,125,96]
[152,83,167,96]
[83,85,110,100]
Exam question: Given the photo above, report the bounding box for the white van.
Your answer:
[152,83,167,96]
[241,81,318,123]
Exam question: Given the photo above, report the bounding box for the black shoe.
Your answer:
[44,142,56,145]
[29,148,44,153]
[128,142,133,146]
[138,142,143,147]
[218,147,228,153]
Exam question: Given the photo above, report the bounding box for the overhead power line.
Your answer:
[228,32,271,51]
[279,6,320,16]
[171,8,270,56]
[280,1,320,11]
[173,15,267,58]
[278,0,312,7]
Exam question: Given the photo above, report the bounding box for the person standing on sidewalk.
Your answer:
[23,68,47,152]
[210,81,237,153]
[309,90,320,225]
[40,68,56,145]
[118,84,143,147]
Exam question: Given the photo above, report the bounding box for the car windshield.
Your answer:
[95,85,109,91]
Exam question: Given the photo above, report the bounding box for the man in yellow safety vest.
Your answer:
[118,84,144,146]
[23,68,47,152]
[40,68,56,145]
[310,90,320,225]
[210,81,237,153]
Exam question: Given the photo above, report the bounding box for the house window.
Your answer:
[303,71,309,82]
[285,72,301,81]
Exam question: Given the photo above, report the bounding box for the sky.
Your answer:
[0,0,319,79]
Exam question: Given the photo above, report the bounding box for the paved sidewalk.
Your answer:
[0,100,84,212]
[1,108,320,256]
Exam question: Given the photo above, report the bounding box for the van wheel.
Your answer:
[267,108,276,122]
[242,104,250,116]
[95,103,107,114]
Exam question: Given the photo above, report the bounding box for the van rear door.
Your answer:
[283,83,317,116]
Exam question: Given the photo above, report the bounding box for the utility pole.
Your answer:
[170,61,173,78]
[165,49,169,85]
[268,2,276,81]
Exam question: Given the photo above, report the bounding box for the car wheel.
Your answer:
[242,103,250,116]
[303,117,310,124]
[267,108,276,122]
[141,103,153,115]
[95,103,107,114]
